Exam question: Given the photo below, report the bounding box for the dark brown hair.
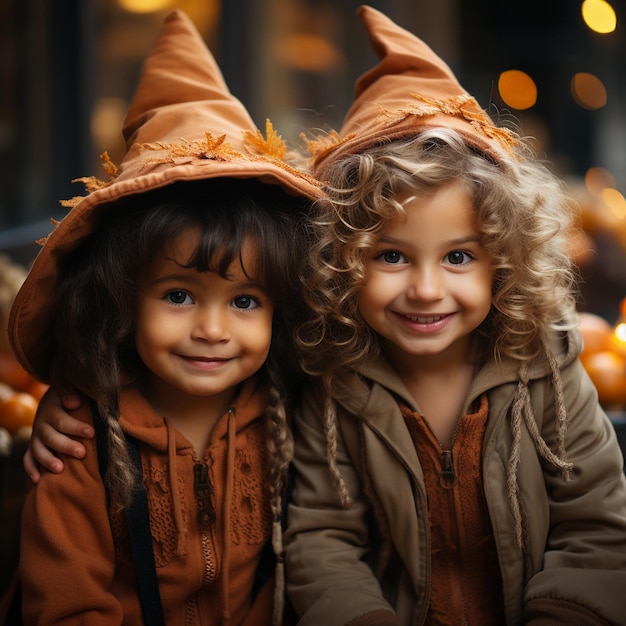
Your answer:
[50,178,304,512]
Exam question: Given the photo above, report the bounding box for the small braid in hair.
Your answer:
[264,384,293,626]
[323,391,352,508]
[546,350,573,481]
[507,382,525,550]
[103,409,136,513]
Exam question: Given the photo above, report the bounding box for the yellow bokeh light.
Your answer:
[497,70,537,110]
[582,0,617,34]
[601,188,626,220]
[117,0,174,13]
[571,72,607,109]
[615,323,626,343]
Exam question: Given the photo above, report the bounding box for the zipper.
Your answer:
[440,449,456,487]
[419,413,460,488]
[194,462,216,527]
[193,460,217,587]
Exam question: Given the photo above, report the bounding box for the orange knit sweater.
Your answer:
[401,395,505,626]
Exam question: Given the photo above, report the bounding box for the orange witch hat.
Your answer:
[10,9,322,381]
[310,5,518,177]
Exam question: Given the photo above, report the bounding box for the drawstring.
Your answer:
[165,419,185,555]
[508,361,573,550]
[221,408,236,625]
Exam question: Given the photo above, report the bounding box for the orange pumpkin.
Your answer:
[580,350,626,409]
[0,391,38,434]
[577,312,612,358]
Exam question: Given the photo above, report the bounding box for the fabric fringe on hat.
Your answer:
[54,115,306,225]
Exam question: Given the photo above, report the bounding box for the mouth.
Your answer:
[401,313,448,324]
[394,311,454,334]
[179,355,233,369]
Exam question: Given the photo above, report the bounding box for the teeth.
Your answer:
[405,314,443,323]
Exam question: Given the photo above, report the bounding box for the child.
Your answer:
[10,10,321,626]
[284,6,626,626]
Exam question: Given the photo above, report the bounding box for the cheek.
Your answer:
[461,270,493,313]
[134,308,171,359]
[359,272,396,310]
[245,313,274,357]
[133,324,157,366]
[357,288,383,327]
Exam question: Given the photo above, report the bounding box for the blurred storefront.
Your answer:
[1,1,622,272]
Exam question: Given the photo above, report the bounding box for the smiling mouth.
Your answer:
[402,314,448,324]
[179,355,233,366]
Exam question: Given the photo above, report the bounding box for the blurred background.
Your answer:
[0,0,625,600]
[1,0,626,393]
[0,0,624,311]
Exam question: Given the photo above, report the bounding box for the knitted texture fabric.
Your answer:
[401,395,506,625]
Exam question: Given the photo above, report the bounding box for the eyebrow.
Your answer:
[378,234,482,247]
[148,272,264,290]
[147,272,196,286]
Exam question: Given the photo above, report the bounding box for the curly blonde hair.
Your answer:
[296,128,578,529]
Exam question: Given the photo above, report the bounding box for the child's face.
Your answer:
[134,228,273,408]
[358,181,493,368]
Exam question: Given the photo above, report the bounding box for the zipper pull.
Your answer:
[194,462,216,527]
[440,450,457,488]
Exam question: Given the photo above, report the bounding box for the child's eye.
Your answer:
[378,250,406,264]
[445,250,473,265]
[165,290,194,305]
[232,295,260,310]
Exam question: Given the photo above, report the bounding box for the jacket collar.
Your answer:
[348,328,582,417]
[118,376,268,453]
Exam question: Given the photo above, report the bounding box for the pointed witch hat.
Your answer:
[10,9,322,381]
[309,5,519,178]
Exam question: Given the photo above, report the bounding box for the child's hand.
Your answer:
[23,388,94,483]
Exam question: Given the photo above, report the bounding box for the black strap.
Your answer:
[91,402,166,626]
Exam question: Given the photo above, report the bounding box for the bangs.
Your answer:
[130,181,299,304]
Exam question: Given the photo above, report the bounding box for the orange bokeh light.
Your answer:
[497,70,537,110]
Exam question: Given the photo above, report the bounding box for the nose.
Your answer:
[191,306,230,342]
[406,265,445,301]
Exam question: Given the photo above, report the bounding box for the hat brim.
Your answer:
[10,160,320,382]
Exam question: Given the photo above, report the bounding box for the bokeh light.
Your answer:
[586,166,618,196]
[91,97,128,154]
[117,0,174,12]
[571,72,607,109]
[602,188,626,220]
[497,69,537,110]
[581,0,617,34]
[274,34,344,73]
